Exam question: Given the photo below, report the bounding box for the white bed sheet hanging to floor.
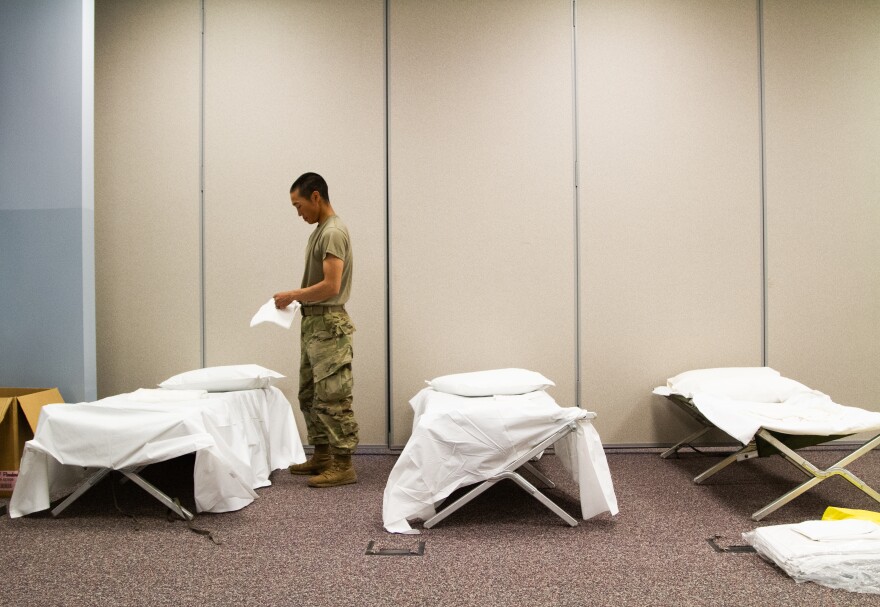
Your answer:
[383,388,618,533]
[9,387,305,518]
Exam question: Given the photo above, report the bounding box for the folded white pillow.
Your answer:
[427,368,555,397]
[667,367,812,402]
[159,364,285,392]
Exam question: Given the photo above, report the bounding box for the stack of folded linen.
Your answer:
[743,519,880,594]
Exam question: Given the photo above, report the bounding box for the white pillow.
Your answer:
[159,364,285,392]
[667,367,811,402]
[427,368,555,397]
[669,367,780,387]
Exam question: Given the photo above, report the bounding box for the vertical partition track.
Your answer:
[757,0,768,367]
[83,0,97,401]
[384,0,393,445]
[199,0,207,368]
[571,0,581,407]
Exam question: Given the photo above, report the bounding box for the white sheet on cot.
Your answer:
[9,387,305,517]
[654,384,880,445]
[383,388,618,534]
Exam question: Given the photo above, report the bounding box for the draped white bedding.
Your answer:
[383,388,618,533]
[10,387,304,517]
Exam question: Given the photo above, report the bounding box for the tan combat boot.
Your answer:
[289,443,331,475]
[307,454,357,488]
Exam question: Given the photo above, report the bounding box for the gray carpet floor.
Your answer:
[2,448,879,607]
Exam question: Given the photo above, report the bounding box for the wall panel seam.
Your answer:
[572,0,581,408]
[384,0,393,446]
[200,0,207,369]
[758,0,768,367]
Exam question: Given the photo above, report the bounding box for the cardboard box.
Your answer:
[0,387,64,497]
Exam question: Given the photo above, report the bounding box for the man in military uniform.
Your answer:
[274,172,359,487]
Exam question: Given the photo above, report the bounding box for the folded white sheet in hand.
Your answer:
[383,388,618,533]
[744,520,880,594]
[653,367,880,444]
[250,298,301,329]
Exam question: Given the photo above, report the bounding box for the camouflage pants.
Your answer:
[298,311,359,455]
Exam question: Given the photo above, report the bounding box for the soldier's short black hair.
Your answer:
[290,172,329,202]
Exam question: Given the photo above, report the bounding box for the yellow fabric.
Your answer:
[822,506,880,524]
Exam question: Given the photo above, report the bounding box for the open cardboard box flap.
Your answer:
[1,388,64,497]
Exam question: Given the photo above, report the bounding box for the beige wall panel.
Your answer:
[389,0,576,445]
[578,0,764,444]
[204,0,387,445]
[764,0,880,411]
[95,0,202,397]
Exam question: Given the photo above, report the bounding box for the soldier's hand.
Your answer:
[273,291,296,309]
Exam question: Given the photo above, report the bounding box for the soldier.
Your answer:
[274,172,359,487]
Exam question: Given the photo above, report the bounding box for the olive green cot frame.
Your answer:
[660,394,880,521]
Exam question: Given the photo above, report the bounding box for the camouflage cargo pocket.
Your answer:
[326,312,355,337]
[316,360,352,403]
[308,329,353,382]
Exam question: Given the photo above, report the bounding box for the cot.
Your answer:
[383,384,618,533]
[9,386,304,519]
[654,367,880,521]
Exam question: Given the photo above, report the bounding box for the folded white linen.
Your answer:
[383,388,618,533]
[792,519,880,542]
[126,388,208,403]
[250,298,301,329]
[744,522,880,594]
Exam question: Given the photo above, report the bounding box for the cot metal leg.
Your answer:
[661,427,712,459]
[49,467,193,521]
[694,443,757,484]
[120,470,194,521]
[520,462,555,488]
[423,479,499,529]
[423,422,580,530]
[422,470,578,529]
[751,431,880,521]
[118,464,146,485]
[51,468,113,517]
[498,471,578,527]
[751,478,822,521]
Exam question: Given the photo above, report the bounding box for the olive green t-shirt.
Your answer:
[301,215,352,306]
